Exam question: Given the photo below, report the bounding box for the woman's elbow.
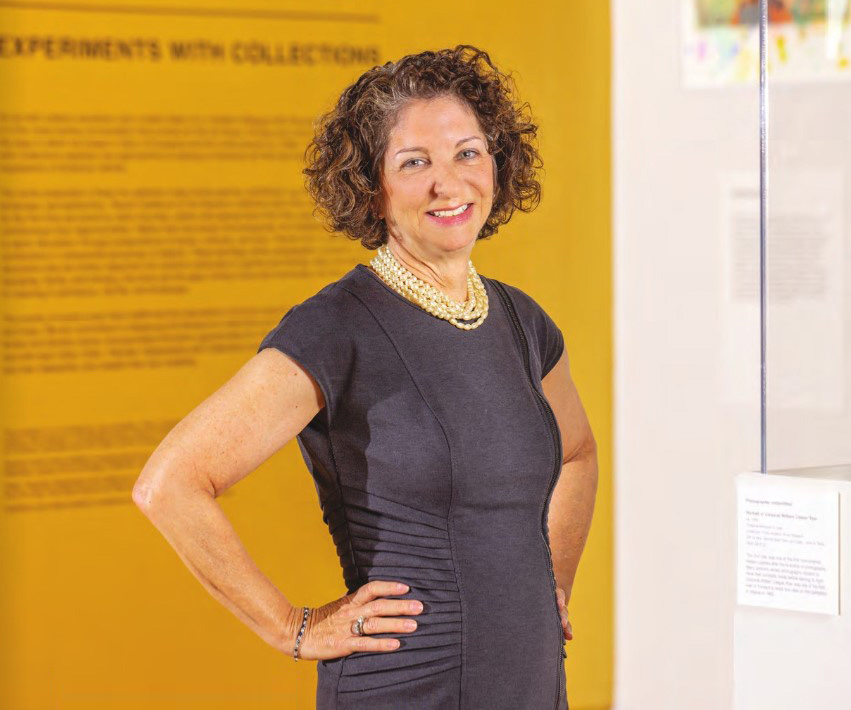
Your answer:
[131,469,190,513]
[131,474,166,513]
[585,434,598,460]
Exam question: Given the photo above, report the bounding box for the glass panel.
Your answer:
[764,0,851,470]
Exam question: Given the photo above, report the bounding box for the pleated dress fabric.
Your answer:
[257,263,568,709]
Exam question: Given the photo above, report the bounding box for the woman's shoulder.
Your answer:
[482,274,553,321]
[482,274,565,377]
[258,268,367,348]
[256,267,369,419]
[271,265,368,323]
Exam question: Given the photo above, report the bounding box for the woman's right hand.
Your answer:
[291,580,423,661]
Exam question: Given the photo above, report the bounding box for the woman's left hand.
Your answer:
[555,587,573,641]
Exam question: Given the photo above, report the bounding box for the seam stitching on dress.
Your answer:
[309,280,361,699]
[490,277,564,710]
[340,284,467,708]
[490,277,556,543]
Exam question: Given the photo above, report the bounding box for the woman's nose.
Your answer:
[431,161,464,197]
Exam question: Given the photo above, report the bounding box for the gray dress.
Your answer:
[258,263,568,709]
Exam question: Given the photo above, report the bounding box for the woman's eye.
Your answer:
[401,151,477,168]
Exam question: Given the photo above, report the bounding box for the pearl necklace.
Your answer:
[369,244,489,330]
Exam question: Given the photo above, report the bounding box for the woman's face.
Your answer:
[377,95,494,260]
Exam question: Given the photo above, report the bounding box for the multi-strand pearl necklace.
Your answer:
[369,244,489,330]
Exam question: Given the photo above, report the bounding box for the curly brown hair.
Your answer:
[303,45,543,250]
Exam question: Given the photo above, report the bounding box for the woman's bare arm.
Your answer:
[131,347,324,653]
[542,348,599,605]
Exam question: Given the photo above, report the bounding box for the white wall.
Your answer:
[614,2,851,709]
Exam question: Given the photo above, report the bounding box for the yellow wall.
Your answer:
[0,1,611,708]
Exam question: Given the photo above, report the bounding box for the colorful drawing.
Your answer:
[683,0,850,86]
[696,0,838,27]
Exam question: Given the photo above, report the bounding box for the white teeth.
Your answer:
[430,204,469,217]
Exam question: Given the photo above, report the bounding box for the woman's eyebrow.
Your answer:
[394,135,484,158]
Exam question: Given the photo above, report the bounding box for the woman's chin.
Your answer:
[426,225,485,251]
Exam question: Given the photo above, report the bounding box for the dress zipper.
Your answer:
[490,279,566,709]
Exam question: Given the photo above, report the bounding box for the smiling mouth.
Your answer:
[427,203,471,217]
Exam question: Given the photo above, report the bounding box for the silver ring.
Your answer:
[351,615,366,636]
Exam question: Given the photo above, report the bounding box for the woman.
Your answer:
[133,45,598,709]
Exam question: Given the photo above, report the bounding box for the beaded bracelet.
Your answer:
[293,606,311,662]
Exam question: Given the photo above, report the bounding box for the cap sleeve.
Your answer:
[256,283,356,423]
[495,280,565,379]
[536,303,565,378]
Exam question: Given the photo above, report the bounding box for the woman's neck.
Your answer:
[383,242,470,303]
